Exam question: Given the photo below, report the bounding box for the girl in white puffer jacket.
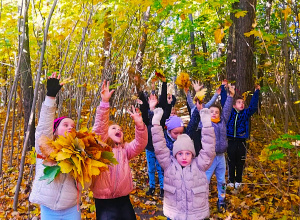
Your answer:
[29,73,81,220]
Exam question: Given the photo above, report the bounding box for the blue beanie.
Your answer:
[166,116,184,131]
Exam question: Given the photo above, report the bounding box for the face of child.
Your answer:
[170,107,177,116]
[55,118,75,137]
[234,99,245,111]
[210,107,220,119]
[108,124,123,144]
[175,150,193,167]
[169,127,184,140]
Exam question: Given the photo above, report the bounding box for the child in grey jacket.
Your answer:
[151,108,216,220]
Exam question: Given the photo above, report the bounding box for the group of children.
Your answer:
[29,74,260,220]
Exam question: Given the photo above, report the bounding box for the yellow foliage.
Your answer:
[214,28,225,44]
[235,11,248,18]
[38,128,117,188]
[282,6,291,21]
[193,89,207,103]
[175,72,191,89]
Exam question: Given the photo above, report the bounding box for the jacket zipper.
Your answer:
[234,111,238,138]
[54,174,67,209]
[114,148,120,196]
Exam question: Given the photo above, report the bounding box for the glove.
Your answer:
[200,108,212,128]
[152,108,164,125]
[47,78,62,97]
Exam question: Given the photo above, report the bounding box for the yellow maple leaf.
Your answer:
[214,28,225,44]
[282,6,291,21]
[235,10,248,18]
[59,160,73,173]
[56,151,72,161]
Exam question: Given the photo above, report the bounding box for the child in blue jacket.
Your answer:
[221,81,260,189]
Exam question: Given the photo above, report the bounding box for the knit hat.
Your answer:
[173,134,196,157]
[165,116,184,131]
[53,116,67,134]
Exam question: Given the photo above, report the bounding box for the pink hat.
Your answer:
[53,117,67,134]
[165,116,184,131]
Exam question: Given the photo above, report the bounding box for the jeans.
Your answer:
[146,150,164,189]
[95,195,136,220]
[40,205,80,220]
[206,154,226,203]
[227,138,247,183]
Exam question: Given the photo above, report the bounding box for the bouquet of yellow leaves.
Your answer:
[155,69,165,80]
[38,128,118,188]
[175,72,191,89]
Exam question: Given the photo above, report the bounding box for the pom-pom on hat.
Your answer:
[193,88,207,103]
[165,116,184,131]
[173,134,196,157]
[53,117,67,134]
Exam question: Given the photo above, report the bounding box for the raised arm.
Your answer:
[125,106,148,160]
[138,91,150,126]
[186,91,196,111]
[221,84,235,123]
[92,80,114,140]
[245,85,260,117]
[158,81,167,109]
[196,109,216,171]
[220,80,228,107]
[185,108,200,137]
[204,92,219,108]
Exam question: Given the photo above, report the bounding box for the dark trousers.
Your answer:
[95,195,136,220]
[227,138,247,183]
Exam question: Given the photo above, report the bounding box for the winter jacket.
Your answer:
[211,96,233,154]
[221,87,260,139]
[151,125,216,220]
[90,102,148,199]
[29,103,79,210]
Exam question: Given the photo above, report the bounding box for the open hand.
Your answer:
[192,80,203,92]
[255,84,261,91]
[101,80,115,102]
[167,94,173,104]
[149,93,158,110]
[47,72,63,97]
[128,106,144,129]
[228,84,235,97]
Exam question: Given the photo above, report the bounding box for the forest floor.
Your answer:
[0,105,299,219]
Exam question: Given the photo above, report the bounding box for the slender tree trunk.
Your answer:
[226,0,257,96]
[188,14,196,68]
[13,0,58,210]
[101,9,112,81]
[19,0,35,148]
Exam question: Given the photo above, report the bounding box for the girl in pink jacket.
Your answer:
[90,81,148,220]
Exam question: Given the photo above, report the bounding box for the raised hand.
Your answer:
[255,84,261,91]
[200,108,212,128]
[149,93,158,110]
[101,80,115,102]
[192,80,203,92]
[167,94,173,104]
[128,106,144,129]
[222,79,228,88]
[216,87,221,95]
[152,108,164,125]
[47,72,63,97]
[228,84,235,97]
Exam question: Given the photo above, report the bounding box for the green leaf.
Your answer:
[109,83,122,90]
[39,165,61,184]
[269,150,286,161]
[101,151,118,165]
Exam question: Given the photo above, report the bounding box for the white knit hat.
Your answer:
[173,134,196,157]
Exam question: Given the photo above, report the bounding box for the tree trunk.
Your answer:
[226,0,257,97]
[188,14,196,68]
[101,9,112,81]
[19,0,35,148]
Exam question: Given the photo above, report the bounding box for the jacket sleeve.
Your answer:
[204,92,219,108]
[220,85,227,108]
[222,96,233,123]
[186,91,196,111]
[138,91,149,126]
[125,124,148,160]
[186,108,200,137]
[35,103,56,154]
[161,103,172,128]
[158,82,167,109]
[196,126,216,172]
[151,126,171,170]
[245,89,260,117]
[92,102,110,141]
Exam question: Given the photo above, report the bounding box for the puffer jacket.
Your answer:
[29,103,79,210]
[212,96,233,154]
[90,102,148,199]
[151,125,216,220]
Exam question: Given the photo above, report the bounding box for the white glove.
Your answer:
[152,108,164,125]
[200,108,212,128]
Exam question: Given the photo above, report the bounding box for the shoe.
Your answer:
[217,199,226,212]
[146,188,155,196]
[227,183,234,188]
[159,189,164,198]
[235,182,241,189]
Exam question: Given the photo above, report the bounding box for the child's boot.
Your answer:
[217,199,226,213]
[146,188,155,196]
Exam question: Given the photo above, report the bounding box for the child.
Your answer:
[205,84,235,212]
[138,79,174,197]
[90,81,148,220]
[221,82,260,189]
[151,107,216,220]
[29,73,81,220]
